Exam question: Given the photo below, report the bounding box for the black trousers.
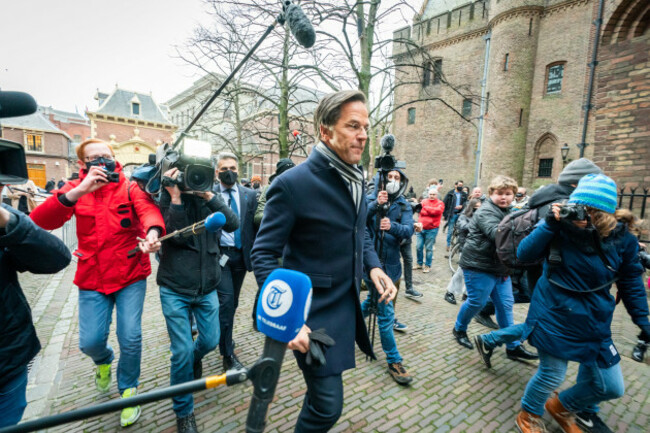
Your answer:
[217,248,247,357]
[400,241,413,291]
[294,372,343,433]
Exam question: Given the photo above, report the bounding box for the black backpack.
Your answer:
[495,208,543,269]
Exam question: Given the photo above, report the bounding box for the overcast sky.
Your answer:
[1,0,419,114]
[0,0,208,113]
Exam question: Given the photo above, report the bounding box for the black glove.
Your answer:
[544,210,562,230]
[305,328,336,367]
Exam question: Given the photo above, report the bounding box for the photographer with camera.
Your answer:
[30,138,165,427]
[156,164,239,433]
[362,167,414,385]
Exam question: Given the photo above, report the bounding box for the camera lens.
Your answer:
[185,165,213,191]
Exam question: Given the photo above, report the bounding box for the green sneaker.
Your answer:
[95,364,112,392]
[120,387,141,427]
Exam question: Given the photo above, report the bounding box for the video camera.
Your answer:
[374,134,405,172]
[147,138,215,194]
[0,90,38,185]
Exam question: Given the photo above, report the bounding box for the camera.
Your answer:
[0,139,28,185]
[559,203,588,221]
[639,249,650,270]
[154,138,214,192]
[101,168,120,183]
[374,134,405,172]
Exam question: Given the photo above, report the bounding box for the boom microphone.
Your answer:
[380,134,395,153]
[246,269,312,433]
[285,2,316,48]
[0,91,38,118]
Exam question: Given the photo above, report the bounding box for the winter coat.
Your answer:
[442,188,468,220]
[519,220,650,368]
[458,198,510,275]
[366,172,414,282]
[157,191,239,297]
[419,198,444,230]
[0,204,71,388]
[30,163,165,294]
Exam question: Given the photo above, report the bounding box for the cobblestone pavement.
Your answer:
[19,230,650,433]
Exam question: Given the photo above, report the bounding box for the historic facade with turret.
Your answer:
[392,0,649,191]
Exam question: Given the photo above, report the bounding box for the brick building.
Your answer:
[0,112,74,187]
[39,106,91,149]
[167,74,321,185]
[87,87,176,176]
[391,0,649,192]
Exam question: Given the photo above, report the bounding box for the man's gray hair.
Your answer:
[216,152,238,164]
[314,90,367,140]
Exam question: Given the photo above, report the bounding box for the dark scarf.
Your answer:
[315,142,364,213]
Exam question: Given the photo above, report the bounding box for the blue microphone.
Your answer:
[247,269,312,433]
[204,211,226,232]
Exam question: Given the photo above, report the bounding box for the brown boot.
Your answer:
[516,410,548,432]
[545,394,583,433]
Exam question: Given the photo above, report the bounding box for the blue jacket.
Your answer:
[519,220,650,367]
[366,172,414,281]
[0,204,71,388]
[251,149,382,376]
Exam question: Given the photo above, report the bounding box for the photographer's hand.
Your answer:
[65,166,108,202]
[370,267,396,304]
[163,168,182,205]
[194,191,214,201]
[377,190,388,205]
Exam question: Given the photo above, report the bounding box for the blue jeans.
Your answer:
[454,269,519,350]
[446,213,459,246]
[361,279,402,364]
[160,286,219,417]
[522,350,624,416]
[482,323,527,349]
[78,279,146,393]
[0,366,28,428]
[416,228,438,267]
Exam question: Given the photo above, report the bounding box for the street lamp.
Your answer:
[561,143,570,166]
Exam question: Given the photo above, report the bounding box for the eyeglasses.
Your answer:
[344,122,370,134]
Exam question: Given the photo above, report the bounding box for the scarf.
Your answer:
[315,142,364,213]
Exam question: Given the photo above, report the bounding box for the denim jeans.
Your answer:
[160,286,219,417]
[481,323,527,349]
[416,228,438,267]
[0,366,28,428]
[455,269,519,350]
[78,279,146,393]
[360,279,402,364]
[522,350,624,416]
[446,213,459,247]
[399,242,413,291]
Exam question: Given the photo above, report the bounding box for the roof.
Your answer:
[1,112,71,138]
[39,106,89,124]
[420,0,470,20]
[91,88,172,124]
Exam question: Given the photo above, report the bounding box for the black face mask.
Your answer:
[456,186,463,192]
[219,170,238,186]
[86,157,116,173]
[252,182,260,189]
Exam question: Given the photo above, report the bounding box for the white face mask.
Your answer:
[386,180,400,195]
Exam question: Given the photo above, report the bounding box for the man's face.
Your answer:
[81,142,114,169]
[516,187,527,201]
[320,101,369,165]
[217,158,238,175]
[490,188,515,209]
[387,170,401,183]
[472,187,482,198]
[428,190,437,200]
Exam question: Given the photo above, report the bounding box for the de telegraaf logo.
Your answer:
[262,280,293,318]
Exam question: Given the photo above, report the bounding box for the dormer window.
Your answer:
[132,102,140,116]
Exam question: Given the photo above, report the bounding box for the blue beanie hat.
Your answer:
[568,174,618,214]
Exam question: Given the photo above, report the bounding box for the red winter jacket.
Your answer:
[419,198,445,230]
[30,164,165,294]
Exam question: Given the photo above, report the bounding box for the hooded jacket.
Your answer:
[30,162,165,294]
[366,170,414,281]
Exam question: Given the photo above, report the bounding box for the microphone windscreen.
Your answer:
[0,91,38,119]
[380,134,395,153]
[256,269,313,343]
[286,4,316,49]
[205,212,226,232]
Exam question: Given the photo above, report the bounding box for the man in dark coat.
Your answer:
[442,180,468,249]
[0,198,71,427]
[213,152,258,372]
[251,90,396,432]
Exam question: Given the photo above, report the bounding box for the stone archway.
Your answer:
[109,129,160,168]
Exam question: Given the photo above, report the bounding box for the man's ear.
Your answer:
[77,160,86,171]
[320,125,332,143]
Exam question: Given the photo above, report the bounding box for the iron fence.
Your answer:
[60,216,77,250]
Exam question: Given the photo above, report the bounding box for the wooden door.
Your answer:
[27,163,46,188]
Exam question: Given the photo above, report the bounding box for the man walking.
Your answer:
[213,152,257,372]
[252,90,396,432]
[443,180,468,250]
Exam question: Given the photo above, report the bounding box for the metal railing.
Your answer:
[59,216,77,250]
[618,186,649,242]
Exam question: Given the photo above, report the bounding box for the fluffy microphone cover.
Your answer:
[286,4,316,48]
